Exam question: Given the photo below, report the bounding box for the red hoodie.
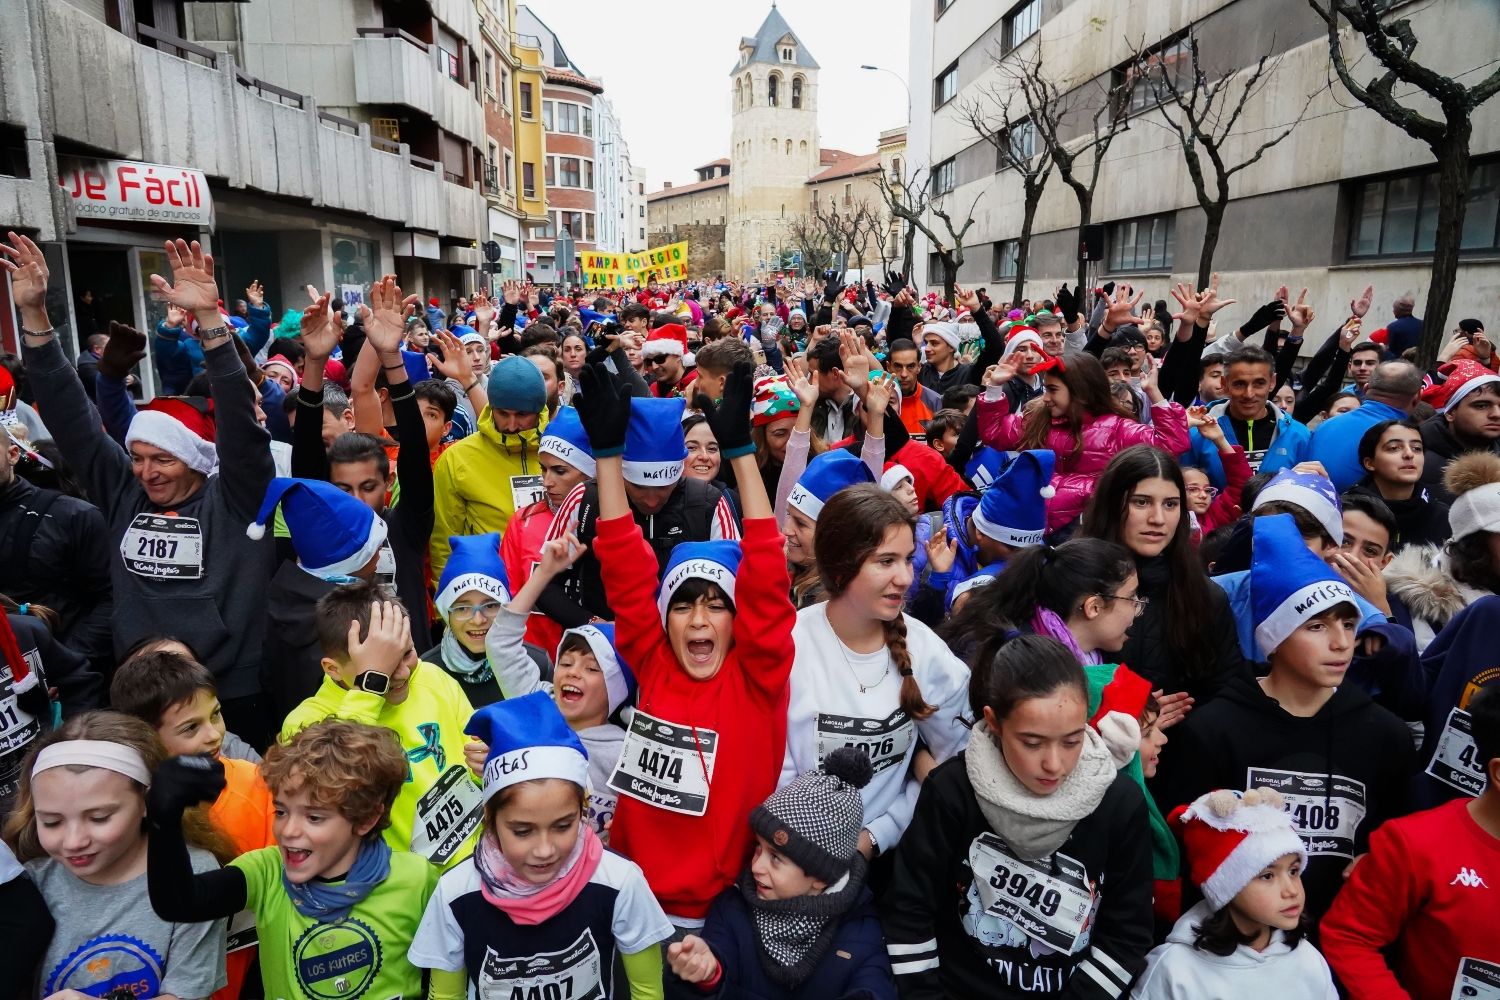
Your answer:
[597,513,794,919]
[1321,798,1500,999]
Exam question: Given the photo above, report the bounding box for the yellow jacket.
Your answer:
[429,405,550,584]
[280,662,479,869]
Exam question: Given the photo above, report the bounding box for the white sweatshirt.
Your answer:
[1130,901,1339,1000]
[485,606,625,836]
[780,604,971,853]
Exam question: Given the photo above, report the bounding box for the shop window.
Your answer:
[1348,159,1500,258]
[1108,212,1176,271]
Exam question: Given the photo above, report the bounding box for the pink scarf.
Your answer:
[1031,606,1101,665]
[474,823,603,925]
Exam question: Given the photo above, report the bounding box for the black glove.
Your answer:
[1055,284,1079,324]
[96,321,147,381]
[707,361,755,459]
[883,271,906,297]
[574,362,631,457]
[823,269,844,302]
[146,755,226,821]
[1239,300,1288,339]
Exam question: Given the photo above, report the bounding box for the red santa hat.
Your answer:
[643,323,689,359]
[125,397,218,476]
[1169,788,1308,911]
[1088,664,1152,767]
[1422,359,1500,413]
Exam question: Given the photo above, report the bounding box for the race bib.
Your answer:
[1453,958,1500,1000]
[1427,708,1486,797]
[410,765,484,865]
[608,710,717,816]
[375,543,398,593]
[969,832,1097,956]
[226,908,258,954]
[480,928,603,1000]
[510,475,545,512]
[816,709,914,776]
[1247,768,1367,859]
[121,513,204,579]
[0,654,43,802]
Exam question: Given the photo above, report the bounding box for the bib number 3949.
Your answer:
[607,710,717,816]
[122,513,204,579]
[969,832,1096,956]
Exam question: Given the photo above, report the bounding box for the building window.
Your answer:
[583,107,593,137]
[931,157,956,196]
[1003,0,1042,51]
[519,82,534,119]
[522,161,536,197]
[768,73,780,107]
[792,76,803,109]
[545,157,556,186]
[936,0,954,14]
[781,46,795,62]
[583,160,594,190]
[928,252,945,285]
[499,67,509,109]
[843,183,852,206]
[558,157,582,187]
[993,239,1020,279]
[1108,212,1176,271]
[933,61,958,109]
[1117,38,1189,117]
[997,120,1036,169]
[1349,159,1500,258]
[560,210,586,238]
[503,151,514,191]
[639,205,645,217]
[542,101,554,130]
[533,216,555,239]
[484,51,495,94]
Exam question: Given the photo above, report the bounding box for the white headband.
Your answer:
[33,740,152,786]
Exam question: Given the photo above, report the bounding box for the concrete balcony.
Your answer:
[435,73,486,150]
[6,0,475,240]
[352,31,435,119]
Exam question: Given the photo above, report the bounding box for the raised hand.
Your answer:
[246,279,265,309]
[501,280,521,306]
[146,755,227,818]
[1350,284,1374,319]
[984,360,1020,386]
[1239,300,1288,339]
[1286,288,1314,330]
[300,291,343,361]
[1054,283,1078,324]
[1169,282,1201,326]
[1152,690,1194,730]
[864,371,894,419]
[784,356,819,409]
[926,532,958,574]
[1104,284,1146,331]
[150,239,220,317]
[429,328,471,383]
[472,291,496,329]
[839,331,871,394]
[1196,272,1237,320]
[364,274,418,355]
[574,363,631,455]
[165,304,188,329]
[1339,318,1361,352]
[707,361,756,459]
[1138,355,1162,400]
[0,232,50,318]
[883,271,907,297]
[97,321,148,380]
[537,532,588,577]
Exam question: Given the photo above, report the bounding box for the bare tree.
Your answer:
[958,48,1057,305]
[1015,47,1129,293]
[1308,0,1500,368]
[785,213,833,276]
[876,164,983,302]
[1137,31,1316,290]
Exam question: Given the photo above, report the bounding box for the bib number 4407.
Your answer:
[637,748,683,784]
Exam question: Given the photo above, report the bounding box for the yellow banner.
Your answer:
[580,251,627,272]
[574,241,690,285]
[635,241,688,281]
[580,268,635,288]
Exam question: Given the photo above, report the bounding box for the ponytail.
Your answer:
[884,615,934,720]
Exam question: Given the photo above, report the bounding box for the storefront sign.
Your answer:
[59,158,213,227]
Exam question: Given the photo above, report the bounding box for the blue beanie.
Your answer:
[245,477,387,580]
[487,355,547,413]
[1251,513,1357,655]
[465,693,588,803]
[657,540,742,624]
[788,450,875,522]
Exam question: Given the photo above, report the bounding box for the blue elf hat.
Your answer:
[539,406,596,477]
[557,623,635,715]
[465,692,589,802]
[656,540,742,624]
[622,396,687,487]
[787,450,874,522]
[966,446,1009,490]
[947,560,1007,613]
[1252,468,1344,545]
[972,450,1056,546]
[1251,513,1357,655]
[245,477,387,580]
[399,348,429,388]
[435,533,510,619]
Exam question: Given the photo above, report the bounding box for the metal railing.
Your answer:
[371,135,401,153]
[136,25,220,67]
[354,26,430,52]
[483,162,499,194]
[410,154,440,171]
[318,110,360,135]
[234,70,305,109]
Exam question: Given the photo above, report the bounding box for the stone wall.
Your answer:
[648,223,726,279]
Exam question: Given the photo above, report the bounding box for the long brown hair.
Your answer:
[1018,352,1130,455]
[2,711,235,865]
[813,484,933,719]
[0,594,60,633]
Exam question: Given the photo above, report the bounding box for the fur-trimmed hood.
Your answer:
[1384,544,1481,631]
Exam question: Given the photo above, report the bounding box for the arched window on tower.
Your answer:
[785,139,791,155]
[735,78,743,110]
[799,140,808,157]
[768,73,780,107]
[771,137,778,153]
[743,74,752,107]
[792,76,803,109]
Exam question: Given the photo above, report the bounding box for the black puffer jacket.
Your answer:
[1115,554,1251,705]
[1419,415,1500,504]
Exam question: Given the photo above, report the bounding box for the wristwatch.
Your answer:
[354,670,390,695]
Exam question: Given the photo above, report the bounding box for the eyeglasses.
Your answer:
[1184,485,1220,499]
[450,600,503,621]
[1105,593,1150,617]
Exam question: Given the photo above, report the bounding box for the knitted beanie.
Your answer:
[750,748,873,884]
[486,355,547,414]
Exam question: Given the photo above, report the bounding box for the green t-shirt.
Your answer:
[231,845,439,1000]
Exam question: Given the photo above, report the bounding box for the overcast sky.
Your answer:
[522,0,911,189]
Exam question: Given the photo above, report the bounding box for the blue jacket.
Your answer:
[152,320,205,394]
[1182,401,1312,488]
[1213,569,1420,708]
[243,303,273,358]
[669,884,895,1000]
[424,304,447,332]
[1307,398,1407,491]
[1385,314,1423,357]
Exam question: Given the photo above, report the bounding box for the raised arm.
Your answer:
[146,756,250,923]
[364,276,433,533]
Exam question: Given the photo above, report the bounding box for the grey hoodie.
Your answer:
[1131,900,1338,999]
[22,334,274,699]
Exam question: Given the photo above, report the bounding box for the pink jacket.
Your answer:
[977,394,1191,531]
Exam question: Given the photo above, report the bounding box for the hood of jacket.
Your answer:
[1163,900,1301,966]
[1217,668,1374,724]
[476,404,549,457]
[1384,543,1476,629]
[1205,398,1291,431]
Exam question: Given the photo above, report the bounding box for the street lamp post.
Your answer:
[860,64,910,125]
